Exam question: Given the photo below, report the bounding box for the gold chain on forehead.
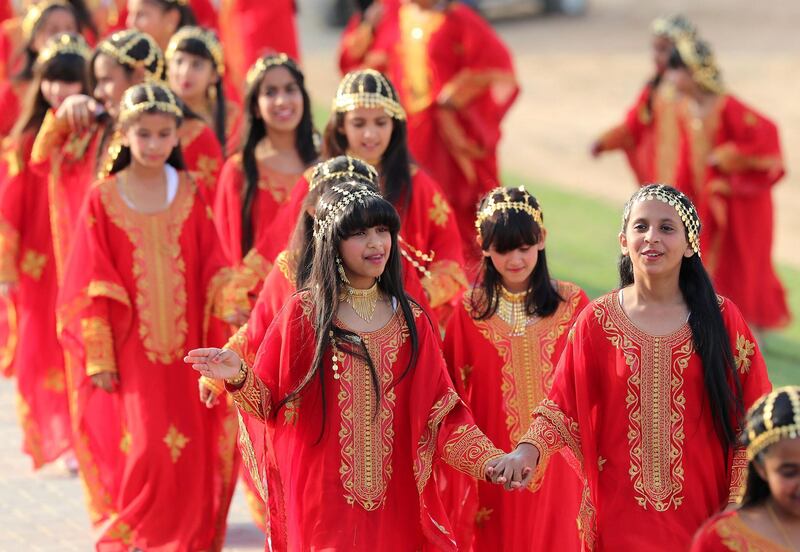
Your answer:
[119,82,183,125]
[37,32,90,64]
[746,386,800,461]
[97,30,165,81]
[165,26,224,76]
[314,183,382,240]
[245,53,292,88]
[623,184,701,254]
[332,69,406,121]
[475,186,543,238]
[22,0,70,41]
[308,156,379,191]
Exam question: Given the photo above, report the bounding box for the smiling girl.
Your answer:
[443,187,588,550]
[58,82,244,549]
[489,184,771,550]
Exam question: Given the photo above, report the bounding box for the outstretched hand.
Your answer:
[184,348,241,381]
[486,443,540,491]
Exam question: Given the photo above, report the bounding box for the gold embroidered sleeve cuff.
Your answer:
[81,317,117,376]
[30,110,71,164]
[227,363,270,421]
[520,399,583,470]
[224,323,255,367]
[728,446,748,504]
[441,424,505,480]
[423,261,468,309]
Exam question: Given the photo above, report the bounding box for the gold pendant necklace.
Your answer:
[497,286,529,336]
[342,281,380,322]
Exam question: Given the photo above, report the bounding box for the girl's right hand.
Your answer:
[56,95,102,132]
[91,372,119,393]
[184,348,242,381]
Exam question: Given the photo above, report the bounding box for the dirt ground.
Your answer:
[298,0,800,268]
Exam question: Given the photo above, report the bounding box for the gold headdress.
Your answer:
[314,183,382,240]
[166,0,189,5]
[745,386,800,461]
[245,53,292,88]
[333,69,406,121]
[97,30,165,82]
[165,26,224,76]
[22,0,71,41]
[475,186,544,238]
[623,183,701,254]
[308,155,379,192]
[650,14,697,42]
[675,35,724,95]
[119,82,183,125]
[37,32,90,64]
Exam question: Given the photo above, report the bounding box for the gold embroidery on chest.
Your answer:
[337,314,408,510]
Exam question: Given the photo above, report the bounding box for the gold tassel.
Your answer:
[344,282,379,322]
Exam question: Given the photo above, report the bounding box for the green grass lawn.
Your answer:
[503,172,799,387]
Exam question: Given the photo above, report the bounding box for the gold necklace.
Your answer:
[766,501,798,551]
[342,281,380,322]
[497,286,530,336]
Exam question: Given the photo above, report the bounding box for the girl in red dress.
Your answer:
[186,181,507,551]
[0,32,89,469]
[491,184,771,550]
[125,0,196,51]
[667,35,789,332]
[337,0,400,75]
[692,386,800,551]
[444,186,589,551]
[591,14,696,186]
[58,82,244,550]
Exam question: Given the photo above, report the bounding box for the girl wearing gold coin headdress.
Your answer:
[490,184,771,550]
[0,32,88,473]
[58,81,245,549]
[691,386,800,551]
[443,186,589,551]
[667,34,789,333]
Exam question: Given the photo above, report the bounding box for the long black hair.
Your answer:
[274,182,420,441]
[239,54,318,256]
[13,2,79,82]
[472,187,562,320]
[619,184,743,454]
[322,69,413,216]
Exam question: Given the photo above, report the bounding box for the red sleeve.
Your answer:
[253,174,309,263]
[213,155,245,264]
[182,124,224,205]
[442,295,474,399]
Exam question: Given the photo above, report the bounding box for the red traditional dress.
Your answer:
[675,95,789,329]
[230,290,504,551]
[519,291,771,551]
[595,81,682,186]
[443,282,589,551]
[217,0,299,89]
[691,510,789,552]
[0,16,21,82]
[179,118,224,203]
[392,2,518,261]
[0,131,71,468]
[0,79,27,137]
[57,172,243,550]
[338,0,399,75]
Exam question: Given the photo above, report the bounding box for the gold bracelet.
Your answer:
[226,361,247,387]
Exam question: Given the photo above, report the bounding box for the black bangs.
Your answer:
[174,39,214,65]
[481,209,542,253]
[41,54,88,83]
[335,194,401,239]
[667,47,687,70]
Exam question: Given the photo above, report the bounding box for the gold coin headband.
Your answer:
[37,32,90,64]
[314,183,382,240]
[98,30,165,82]
[245,53,292,88]
[624,184,701,254]
[166,26,224,77]
[23,0,71,41]
[333,69,406,121]
[650,14,697,41]
[475,186,544,238]
[675,35,724,95]
[308,156,379,191]
[745,386,800,461]
[119,82,183,125]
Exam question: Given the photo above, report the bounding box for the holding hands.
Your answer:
[486,443,540,491]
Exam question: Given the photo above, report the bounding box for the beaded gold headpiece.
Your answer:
[22,0,71,41]
[308,155,379,192]
[675,35,724,95]
[165,26,224,76]
[475,186,544,238]
[314,183,382,240]
[37,32,89,64]
[333,69,406,121]
[119,82,183,125]
[650,14,697,41]
[623,183,701,254]
[97,30,165,82]
[245,53,292,88]
[745,386,800,461]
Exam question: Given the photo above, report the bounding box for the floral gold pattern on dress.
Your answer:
[275,249,298,283]
[475,507,493,527]
[735,334,756,374]
[237,411,267,502]
[715,512,788,551]
[43,366,65,393]
[230,364,270,420]
[194,154,220,188]
[16,394,44,465]
[428,192,452,227]
[81,317,116,376]
[163,424,190,463]
[414,388,460,492]
[119,427,132,454]
[20,249,47,280]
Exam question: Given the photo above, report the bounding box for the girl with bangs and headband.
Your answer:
[667,35,789,334]
[443,187,589,551]
[489,184,771,550]
[214,53,318,321]
[0,32,89,472]
[692,386,800,551]
[186,181,507,551]
[57,82,246,549]
[591,14,696,186]
[267,69,467,324]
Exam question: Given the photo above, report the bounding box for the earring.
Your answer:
[336,256,351,285]
[208,84,217,102]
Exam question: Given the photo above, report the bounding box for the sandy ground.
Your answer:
[298,0,800,268]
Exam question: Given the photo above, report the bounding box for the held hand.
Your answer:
[56,94,102,132]
[198,378,220,408]
[487,443,540,491]
[184,347,241,381]
[91,371,119,393]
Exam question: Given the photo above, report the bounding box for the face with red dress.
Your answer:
[256,66,304,135]
[167,50,217,105]
[339,225,392,287]
[122,112,180,170]
[755,439,800,518]
[341,106,393,167]
[619,199,694,281]
[31,7,78,53]
[483,240,545,293]
[41,79,84,110]
[126,0,180,50]
[93,54,140,118]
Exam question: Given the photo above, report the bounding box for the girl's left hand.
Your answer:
[184,348,241,381]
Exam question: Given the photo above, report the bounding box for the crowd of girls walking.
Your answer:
[0,1,793,550]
